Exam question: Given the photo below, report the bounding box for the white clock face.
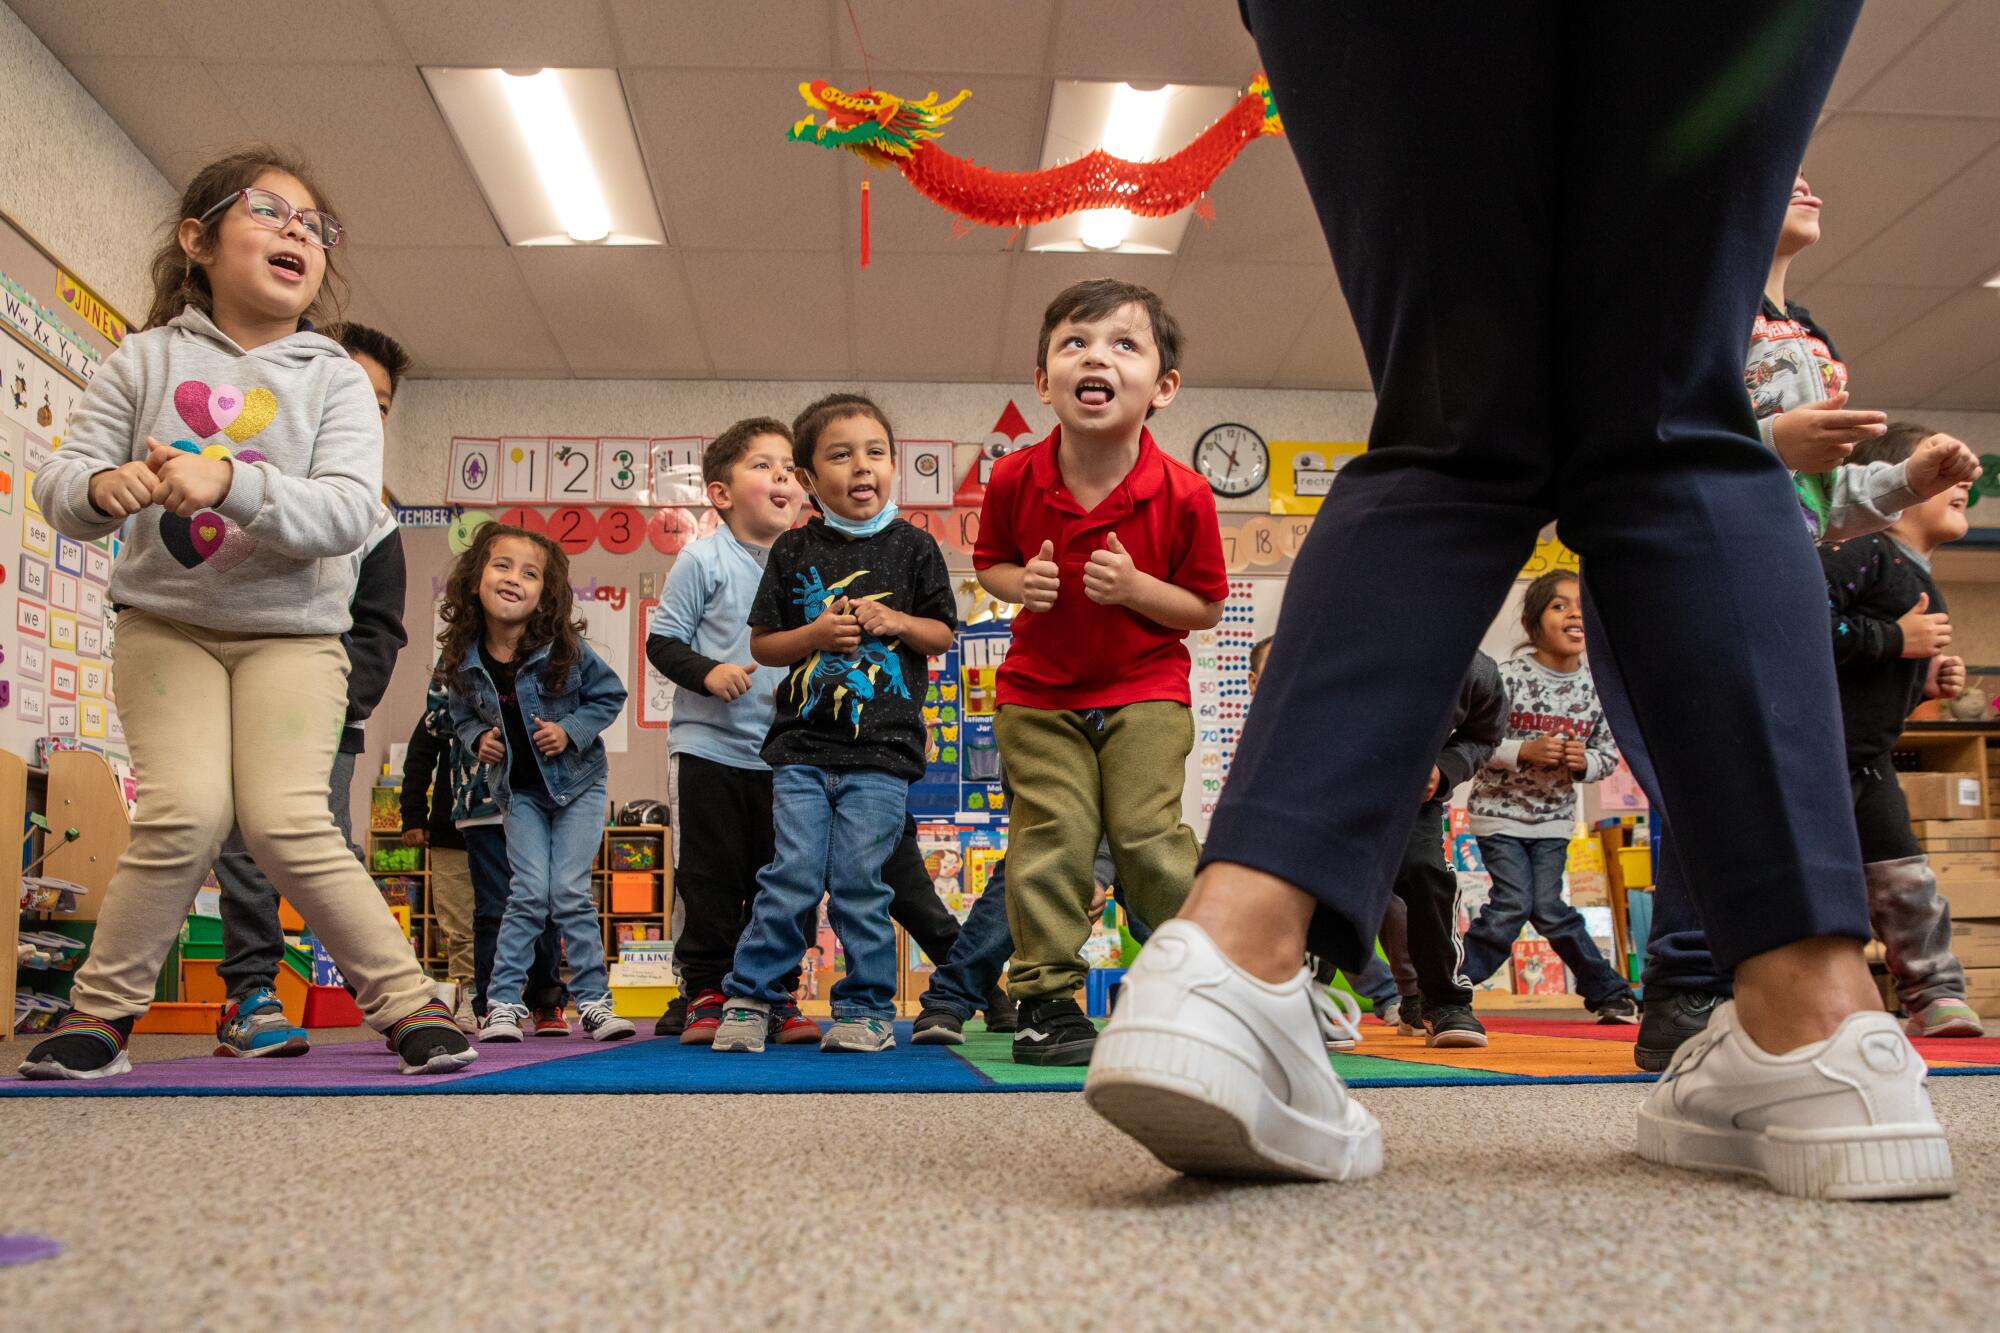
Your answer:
[1194,424,1269,497]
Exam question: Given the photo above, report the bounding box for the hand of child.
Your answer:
[1022,540,1061,613]
[1563,738,1589,774]
[1518,734,1565,767]
[475,727,505,765]
[1934,654,1968,698]
[400,828,429,848]
[146,438,234,517]
[1898,593,1952,658]
[703,662,756,701]
[1905,432,1982,499]
[851,597,903,639]
[811,598,862,654]
[1769,393,1886,474]
[530,715,569,757]
[1083,532,1139,606]
[88,457,163,519]
[1426,766,1443,799]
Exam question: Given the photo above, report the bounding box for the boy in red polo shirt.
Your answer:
[975,278,1228,1065]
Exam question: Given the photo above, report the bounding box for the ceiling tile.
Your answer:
[627,68,844,253]
[1166,261,1333,387]
[1821,142,2000,288]
[202,62,504,249]
[608,0,835,68]
[682,251,852,377]
[850,253,1012,379]
[1851,1,2000,116]
[345,246,568,376]
[1843,286,2000,408]
[992,252,1180,381]
[4,0,191,59]
[1271,287,1369,391]
[1822,0,1957,109]
[514,247,709,376]
[382,0,618,66]
[1924,352,2000,412]
[1178,133,1326,265]
[61,57,254,187]
[837,1,1058,76]
[1782,283,1959,360]
[337,271,412,357]
[1047,1,1259,84]
[1789,113,2000,285]
[175,0,408,64]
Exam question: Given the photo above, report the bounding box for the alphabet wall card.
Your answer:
[446,437,499,505]
[597,438,650,505]
[497,437,550,503]
[80,699,105,738]
[549,438,600,504]
[47,700,76,737]
[49,571,76,612]
[22,510,51,557]
[16,597,46,638]
[649,437,705,507]
[79,659,106,698]
[17,683,43,723]
[77,621,102,658]
[49,659,76,701]
[898,440,953,508]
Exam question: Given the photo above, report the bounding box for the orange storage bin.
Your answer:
[278,897,305,933]
[180,958,228,1004]
[610,872,657,913]
[133,1002,223,1034]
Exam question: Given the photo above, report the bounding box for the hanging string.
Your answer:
[843,0,876,91]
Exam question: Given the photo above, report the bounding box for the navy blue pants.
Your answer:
[1212,0,1869,974]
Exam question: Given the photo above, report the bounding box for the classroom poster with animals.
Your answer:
[0,212,131,785]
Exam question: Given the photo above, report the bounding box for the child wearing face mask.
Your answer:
[23,147,472,1079]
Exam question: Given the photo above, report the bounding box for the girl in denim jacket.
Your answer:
[439,524,633,1042]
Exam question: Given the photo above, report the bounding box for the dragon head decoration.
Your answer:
[788,80,973,168]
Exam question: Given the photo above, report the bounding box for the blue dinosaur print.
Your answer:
[785,565,909,735]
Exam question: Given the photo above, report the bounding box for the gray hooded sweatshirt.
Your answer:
[32,307,384,635]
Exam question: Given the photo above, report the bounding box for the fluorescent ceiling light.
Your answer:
[1986,270,2000,289]
[424,67,664,247]
[1028,81,1241,256]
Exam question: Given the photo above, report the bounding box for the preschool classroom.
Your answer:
[5,3,2000,1328]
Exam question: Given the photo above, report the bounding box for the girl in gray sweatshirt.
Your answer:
[19,148,470,1080]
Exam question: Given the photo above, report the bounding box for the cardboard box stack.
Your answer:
[1915,818,2000,1019]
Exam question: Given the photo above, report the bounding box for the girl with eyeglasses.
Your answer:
[23,146,474,1080]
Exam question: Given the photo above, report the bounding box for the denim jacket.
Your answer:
[447,639,627,808]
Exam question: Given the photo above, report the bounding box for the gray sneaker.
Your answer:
[711,999,769,1053]
[820,1017,896,1053]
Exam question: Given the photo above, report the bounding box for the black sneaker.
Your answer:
[1395,993,1423,1036]
[912,1007,966,1045]
[982,985,1019,1034]
[653,993,690,1038]
[1592,995,1641,1026]
[389,1000,480,1075]
[18,1013,134,1080]
[1012,996,1097,1066]
[1424,1004,1488,1048]
[1634,986,1721,1072]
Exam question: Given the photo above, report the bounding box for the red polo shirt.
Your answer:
[975,426,1229,711]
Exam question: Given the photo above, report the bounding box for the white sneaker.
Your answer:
[1636,999,1953,1200]
[479,1003,528,1043]
[1084,920,1384,1182]
[450,986,478,1035]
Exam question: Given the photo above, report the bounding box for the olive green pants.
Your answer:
[996,702,1199,1001]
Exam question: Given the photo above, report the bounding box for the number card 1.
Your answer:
[498,438,550,503]
[650,438,705,507]
[446,437,499,505]
[549,438,600,503]
[597,438,651,505]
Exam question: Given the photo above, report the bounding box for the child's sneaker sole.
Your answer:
[1635,1108,1953,1200]
[1427,1029,1489,1049]
[213,1035,310,1059]
[399,1048,480,1076]
[17,1050,133,1081]
[1086,1025,1382,1182]
[586,1017,636,1042]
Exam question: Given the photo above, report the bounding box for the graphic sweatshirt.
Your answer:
[1468,655,1619,839]
[1824,534,1943,772]
[32,307,386,635]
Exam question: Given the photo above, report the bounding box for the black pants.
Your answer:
[464,822,565,1016]
[1213,0,1869,975]
[673,754,962,997]
[1393,802,1472,1010]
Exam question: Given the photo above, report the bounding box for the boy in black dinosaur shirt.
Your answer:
[712,394,958,1054]
[1823,422,1984,1038]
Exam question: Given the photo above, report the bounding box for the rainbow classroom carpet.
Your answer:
[6,1017,2000,1097]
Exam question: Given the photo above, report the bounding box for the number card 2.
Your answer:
[550,438,600,502]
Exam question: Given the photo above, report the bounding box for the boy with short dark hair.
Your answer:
[710,394,958,1054]
[975,278,1228,1065]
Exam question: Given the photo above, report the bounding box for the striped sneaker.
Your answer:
[820,1017,895,1053]
[389,1000,479,1075]
[214,988,310,1059]
[19,1012,134,1081]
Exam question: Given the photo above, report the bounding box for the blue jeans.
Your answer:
[488,778,610,1009]
[725,765,906,1020]
[464,823,565,1017]
[1463,834,1634,1009]
[920,856,1014,1021]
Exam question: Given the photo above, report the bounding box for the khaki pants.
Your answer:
[69,610,435,1028]
[428,845,476,988]
[996,702,1199,1000]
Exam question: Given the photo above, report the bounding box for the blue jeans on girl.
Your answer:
[1463,834,1634,1010]
[487,777,611,1009]
[724,765,906,1021]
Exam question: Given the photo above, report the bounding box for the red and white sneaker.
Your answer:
[679,989,728,1046]
[531,1005,570,1037]
[769,1003,822,1045]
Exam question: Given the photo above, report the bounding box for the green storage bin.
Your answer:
[181,915,224,948]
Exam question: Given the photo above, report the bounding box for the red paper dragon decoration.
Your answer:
[788,76,1283,264]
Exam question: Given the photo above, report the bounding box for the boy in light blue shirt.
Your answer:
[644,418,826,1044]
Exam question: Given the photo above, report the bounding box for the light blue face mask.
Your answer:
[819,500,899,539]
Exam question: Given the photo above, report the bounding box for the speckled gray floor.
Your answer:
[2,1031,1995,1329]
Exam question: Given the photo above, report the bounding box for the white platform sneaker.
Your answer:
[1084,919,1383,1182]
[1636,999,1953,1200]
